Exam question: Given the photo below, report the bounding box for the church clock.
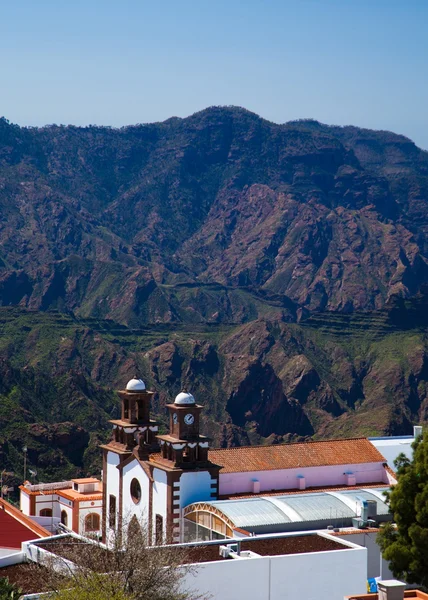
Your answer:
[184,413,194,425]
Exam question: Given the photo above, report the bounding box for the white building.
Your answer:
[14,530,368,600]
[20,478,102,537]
[102,378,395,546]
[369,429,420,469]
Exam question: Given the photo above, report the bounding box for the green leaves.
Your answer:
[378,433,428,589]
[0,577,22,600]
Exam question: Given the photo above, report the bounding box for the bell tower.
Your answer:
[155,392,211,467]
[101,377,159,544]
[107,378,159,458]
[151,390,221,543]
[111,377,159,459]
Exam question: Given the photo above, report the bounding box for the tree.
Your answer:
[41,514,205,600]
[0,577,22,600]
[378,434,428,589]
[53,572,133,600]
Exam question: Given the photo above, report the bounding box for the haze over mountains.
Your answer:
[1,106,428,480]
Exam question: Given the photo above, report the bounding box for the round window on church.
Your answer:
[130,478,142,504]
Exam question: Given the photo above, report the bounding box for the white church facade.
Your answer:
[101,378,395,545]
[101,379,221,545]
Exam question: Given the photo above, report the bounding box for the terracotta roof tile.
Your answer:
[57,490,103,502]
[209,438,386,474]
[333,527,380,536]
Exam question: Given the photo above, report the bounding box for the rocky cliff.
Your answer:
[1,107,428,483]
[1,294,428,482]
[1,107,428,322]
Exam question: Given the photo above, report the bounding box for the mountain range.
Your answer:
[1,106,428,482]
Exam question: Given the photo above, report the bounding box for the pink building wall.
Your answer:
[218,462,388,496]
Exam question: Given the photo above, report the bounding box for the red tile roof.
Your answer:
[57,489,103,502]
[0,499,50,549]
[209,438,386,473]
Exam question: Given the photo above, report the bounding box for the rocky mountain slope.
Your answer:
[1,106,428,484]
[1,292,428,482]
[1,107,428,323]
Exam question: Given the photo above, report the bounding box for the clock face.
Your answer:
[184,413,194,425]
[173,413,178,424]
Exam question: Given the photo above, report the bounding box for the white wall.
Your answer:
[175,471,217,543]
[106,452,120,502]
[20,492,30,515]
[78,501,103,536]
[219,462,387,496]
[181,544,367,600]
[179,471,215,509]
[369,437,414,469]
[0,550,25,566]
[58,502,73,530]
[269,547,367,600]
[0,548,22,558]
[30,516,60,534]
[152,468,167,539]
[105,451,121,543]
[183,555,270,600]
[335,532,394,580]
[121,460,150,531]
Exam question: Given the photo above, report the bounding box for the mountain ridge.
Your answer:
[1,106,428,323]
[1,106,428,482]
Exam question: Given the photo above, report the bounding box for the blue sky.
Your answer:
[1,0,427,148]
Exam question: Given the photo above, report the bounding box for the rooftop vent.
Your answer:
[377,579,406,600]
[414,425,423,439]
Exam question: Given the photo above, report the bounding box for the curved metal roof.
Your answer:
[204,498,292,528]
[184,487,391,533]
[276,492,355,522]
[337,488,390,516]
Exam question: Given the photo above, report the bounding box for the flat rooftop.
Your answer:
[32,531,352,567]
[0,563,53,595]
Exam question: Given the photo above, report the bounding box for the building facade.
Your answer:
[102,378,394,545]
[101,379,220,544]
[20,478,102,537]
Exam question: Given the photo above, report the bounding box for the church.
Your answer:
[101,378,395,545]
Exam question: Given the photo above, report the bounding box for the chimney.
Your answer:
[377,580,406,600]
[346,472,356,486]
[297,475,306,490]
[414,425,423,440]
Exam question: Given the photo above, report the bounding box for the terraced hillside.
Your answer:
[1,107,428,325]
[1,293,428,486]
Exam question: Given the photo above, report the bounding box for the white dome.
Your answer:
[126,378,146,392]
[174,391,196,405]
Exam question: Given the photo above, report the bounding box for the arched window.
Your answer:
[124,398,129,419]
[61,510,68,526]
[109,495,117,528]
[85,513,100,532]
[40,508,52,517]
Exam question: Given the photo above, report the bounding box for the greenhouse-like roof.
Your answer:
[203,498,292,529]
[184,488,391,533]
